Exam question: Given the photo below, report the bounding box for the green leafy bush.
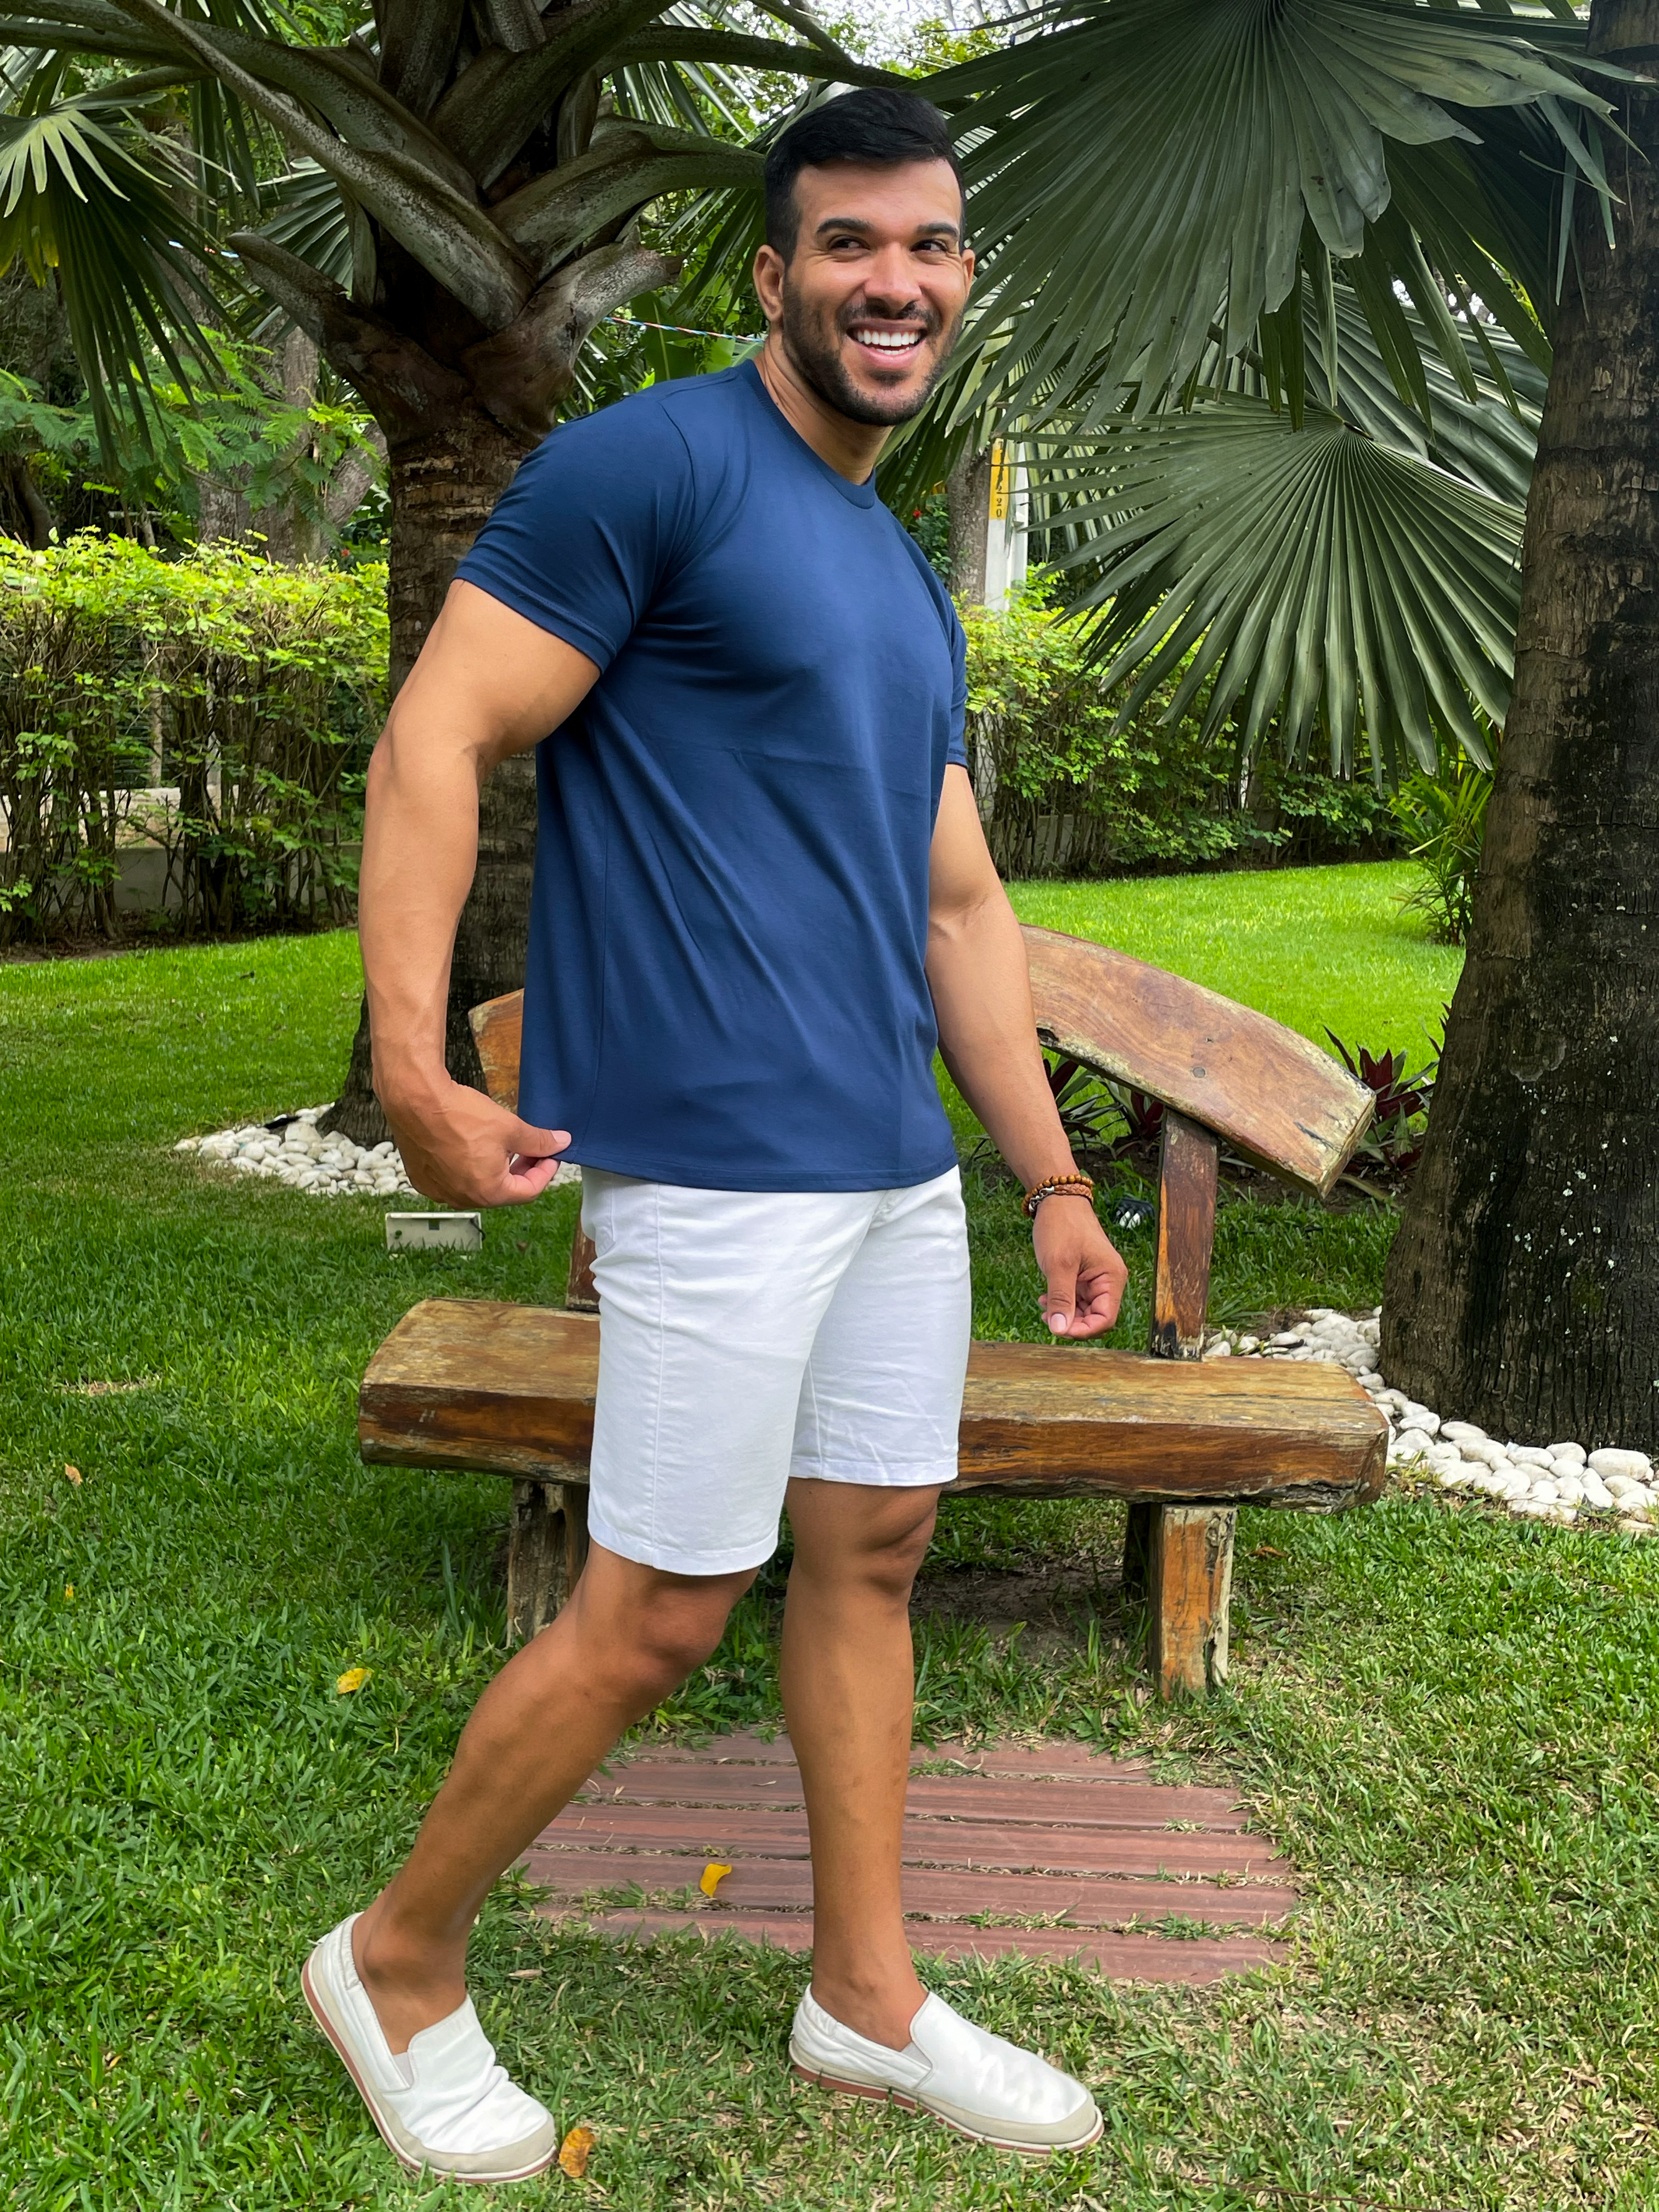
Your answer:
[961,580,1393,877]
[0,536,386,943]
[1391,749,1493,944]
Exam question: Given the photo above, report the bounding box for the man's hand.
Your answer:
[381,1077,571,1210]
[1032,1195,1128,1339]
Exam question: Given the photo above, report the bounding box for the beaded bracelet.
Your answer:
[1022,1172,1096,1219]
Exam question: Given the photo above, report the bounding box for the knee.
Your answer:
[629,1606,731,1690]
[798,1495,938,1606]
[863,1508,936,1601]
[589,1574,751,1702]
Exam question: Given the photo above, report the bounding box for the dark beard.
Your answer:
[778,289,958,427]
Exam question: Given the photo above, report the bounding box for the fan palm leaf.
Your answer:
[0,82,228,443]
[1031,392,1522,776]
[934,0,1611,428]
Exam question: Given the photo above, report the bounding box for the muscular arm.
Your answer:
[360,580,600,1207]
[927,765,1127,1338]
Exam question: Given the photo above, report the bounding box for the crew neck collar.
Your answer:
[740,359,879,508]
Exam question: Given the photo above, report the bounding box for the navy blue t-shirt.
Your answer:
[455,360,968,1192]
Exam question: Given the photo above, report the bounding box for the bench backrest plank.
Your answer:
[1020,928,1368,1198]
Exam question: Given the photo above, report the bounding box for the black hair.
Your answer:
[763,88,964,263]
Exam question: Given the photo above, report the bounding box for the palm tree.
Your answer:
[0,0,889,1133]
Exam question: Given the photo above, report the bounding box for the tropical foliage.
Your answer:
[0,0,1622,779]
[963,577,1395,879]
[896,0,1610,778]
[1390,743,1495,945]
[0,534,386,943]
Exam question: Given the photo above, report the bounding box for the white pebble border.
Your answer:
[174,1104,579,1199]
[1202,1307,1656,1541]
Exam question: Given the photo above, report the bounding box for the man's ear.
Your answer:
[752,242,785,325]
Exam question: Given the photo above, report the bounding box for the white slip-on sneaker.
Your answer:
[789,1985,1103,2155]
[302,1915,562,2182]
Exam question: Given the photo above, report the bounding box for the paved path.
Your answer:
[524,1733,1293,1983]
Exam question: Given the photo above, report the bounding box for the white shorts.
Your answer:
[581,1166,971,1577]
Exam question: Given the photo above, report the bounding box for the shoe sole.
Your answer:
[791,2060,1104,2158]
[301,1954,558,2185]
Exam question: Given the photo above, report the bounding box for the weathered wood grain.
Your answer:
[469,990,524,1111]
[359,1300,1389,1509]
[507,1480,589,1643]
[1141,1110,1233,1694]
[1151,1112,1218,1359]
[1151,1504,1237,1697]
[1023,926,1371,1197]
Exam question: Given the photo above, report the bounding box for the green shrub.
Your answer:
[1390,748,1493,945]
[0,536,386,943]
[961,581,1393,877]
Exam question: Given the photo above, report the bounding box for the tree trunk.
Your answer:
[947,445,992,604]
[1381,0,1659,1449]
[318,406,533,1146]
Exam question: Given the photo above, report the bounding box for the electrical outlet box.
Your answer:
[386,1212,483,1254]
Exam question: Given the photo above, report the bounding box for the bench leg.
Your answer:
[1145,1504,1235,1697]
[507,1481,590,1644]
[1122,1501,1155,1601]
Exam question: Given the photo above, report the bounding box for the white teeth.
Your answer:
[851,328,922,352]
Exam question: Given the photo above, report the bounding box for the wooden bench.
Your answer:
[359,926,1387,1696]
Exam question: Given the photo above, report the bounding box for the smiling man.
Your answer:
[300,89,1126,2181]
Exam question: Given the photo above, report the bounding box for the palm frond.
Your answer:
[1029,392,1523,776]
[933,0,1610,428]
[0,85,230,447]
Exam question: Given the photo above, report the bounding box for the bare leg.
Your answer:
[779,1480,940,2050]
[353,1541,754,2051]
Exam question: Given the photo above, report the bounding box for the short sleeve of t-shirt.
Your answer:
[456,401,696,673]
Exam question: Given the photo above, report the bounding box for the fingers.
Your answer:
[509,1119,571,1163]
[500,1154,562,1200]
[1042,1264,1075,1336]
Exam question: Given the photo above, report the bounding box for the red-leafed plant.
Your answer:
[1326,1028,1438,1191]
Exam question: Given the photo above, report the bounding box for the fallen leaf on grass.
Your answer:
[507,1968,543,1980]
[558,2125,596,2178]
[1251,1544,1286,1560]
[699,1861,733,1897]
[64,1584,75,1600]
[335,1667,372,1695]
[64,1464,82,1486]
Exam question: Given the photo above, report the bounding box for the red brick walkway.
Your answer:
[525,1734,1294,1983]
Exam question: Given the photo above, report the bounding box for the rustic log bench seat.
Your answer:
[358,926,1387,1696]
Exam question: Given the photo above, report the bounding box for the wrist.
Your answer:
[1023,1170,1096,1220]
[372,1054,452,1119]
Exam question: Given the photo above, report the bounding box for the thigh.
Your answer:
[790,1167,972,1489]
[583,1173,879,1577]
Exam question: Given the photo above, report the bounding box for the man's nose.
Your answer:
[857,245,927,311]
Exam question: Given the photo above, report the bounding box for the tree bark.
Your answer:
[947,445,992,603]
[318,405,533,1146]
[1381,0,1659,1449]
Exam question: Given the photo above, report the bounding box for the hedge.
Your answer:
[962,582,1396,878]
[0,536,386,944]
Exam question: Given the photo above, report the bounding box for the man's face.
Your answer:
[757,159,974,427]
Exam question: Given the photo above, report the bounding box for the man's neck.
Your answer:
[755,335,890,484]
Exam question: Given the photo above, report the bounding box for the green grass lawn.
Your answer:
[3,880,1656,2211]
